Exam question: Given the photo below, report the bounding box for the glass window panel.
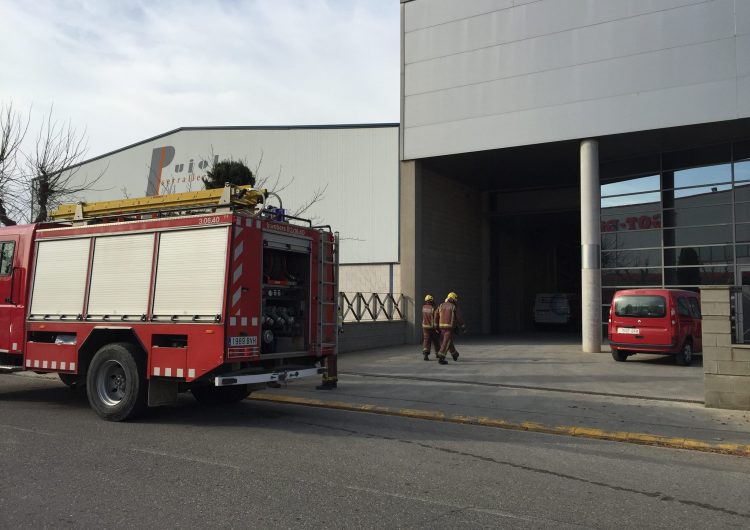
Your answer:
[662,205,730,227]
[736,159,750,182]
[735,244,750,264]
[734,201,750,223]
[672,185,731,204]
[664,245,733,266]
[601,249,661,268]
[734,181,750,202]
[674,164,731,188]
[614,295,667,317]
[735,223,750,243]
[602,288,619,305]
[688,297,702,318]
[602,268,662,286]
[601,212,662,232]
[0,242,14,275]
[601,175,660,197]
[676,297,691,316]
[602,229,661,250]
[664,266,733,286]
[601,192,660,208]
[663,225,731,246]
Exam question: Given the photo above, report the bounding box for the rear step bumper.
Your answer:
[0,365,24,374]
[214,366,324,387]
[610,341,676,351]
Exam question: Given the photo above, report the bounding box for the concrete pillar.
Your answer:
[580,139,602,353]
[399,160,423,343]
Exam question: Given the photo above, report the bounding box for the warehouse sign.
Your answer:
[145,145,220,196]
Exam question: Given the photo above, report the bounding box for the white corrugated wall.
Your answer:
[61,125,399,265]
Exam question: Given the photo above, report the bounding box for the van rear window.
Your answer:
[614,295,666,318]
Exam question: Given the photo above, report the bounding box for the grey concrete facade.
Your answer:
[402,0,750,159]
[700,286,750,410]
[400,0,750,344]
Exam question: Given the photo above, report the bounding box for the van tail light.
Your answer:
[671,320,676,325]
[670,308,675,317]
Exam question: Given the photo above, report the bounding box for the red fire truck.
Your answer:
[0,185,338,421]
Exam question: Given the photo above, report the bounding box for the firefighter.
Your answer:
[421,294,440,360]
[435,292,466,365]
[317,304,342,390]
[316,354,338,389]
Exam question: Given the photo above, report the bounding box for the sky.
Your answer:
[0,0,400,159]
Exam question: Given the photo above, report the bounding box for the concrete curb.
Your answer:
[250,392,750,457]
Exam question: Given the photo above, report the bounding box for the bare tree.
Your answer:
[26,107,101,223]
[0,102,29,226]
[248,150,327,219]
[0,102,101,225]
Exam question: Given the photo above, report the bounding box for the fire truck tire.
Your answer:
[86,342,147,422]
[191,384,251,406]
[58,373,80,388]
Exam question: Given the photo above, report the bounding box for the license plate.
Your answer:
[617,327,639,335]
[229,336,257,346]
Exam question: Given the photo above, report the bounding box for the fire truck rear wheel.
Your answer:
[86,342,147,422]
[58,373,80,388]
[191,384,251,406]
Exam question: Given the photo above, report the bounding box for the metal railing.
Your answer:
[339,292,405,322]
[730,286,745,344]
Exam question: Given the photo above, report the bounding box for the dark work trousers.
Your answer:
[322,354,338,383]
[422,328,440,355]
[438,329,458,358]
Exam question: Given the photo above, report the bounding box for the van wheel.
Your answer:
[192,384,251,406]
[86,342,148,421]
[611,349,630,362]
[675,342,693,366]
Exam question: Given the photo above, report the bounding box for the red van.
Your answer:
[608,289,702,366]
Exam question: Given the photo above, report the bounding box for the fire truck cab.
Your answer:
[0,185,339,421]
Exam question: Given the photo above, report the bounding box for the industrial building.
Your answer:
[62,125,400,296]
[63,1,750,352]
[399,0,750,350]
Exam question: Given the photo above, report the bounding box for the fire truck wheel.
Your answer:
[86,342,147,422]
[191,384,251,406]
[58,373,80,388]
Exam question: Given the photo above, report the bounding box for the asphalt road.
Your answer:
[1,374,750,529]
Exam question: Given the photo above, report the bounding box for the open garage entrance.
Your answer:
[412,141,583,338]
[491,208,580,333]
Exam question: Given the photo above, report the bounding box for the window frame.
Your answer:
[0,241,15,276]
[676,296,691,317]
[687,297,702,319]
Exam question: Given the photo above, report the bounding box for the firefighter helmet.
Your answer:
[424,294,434,303]
[447,292,458,302]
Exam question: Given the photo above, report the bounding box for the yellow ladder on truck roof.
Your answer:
[50,185,268,221]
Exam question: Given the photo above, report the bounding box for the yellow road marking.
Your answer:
[250,392,750,457]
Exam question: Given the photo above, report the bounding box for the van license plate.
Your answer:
[617,327,639,335]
